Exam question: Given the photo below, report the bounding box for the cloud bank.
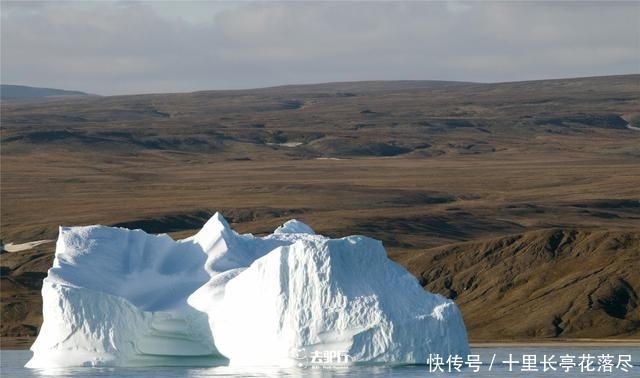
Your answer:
[2,1,638,95]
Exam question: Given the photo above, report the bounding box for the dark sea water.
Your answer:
[2,346,639,377]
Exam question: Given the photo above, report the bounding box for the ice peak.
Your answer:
[209,212,232,230]
[190,212,233,251]
[273,219,315,235]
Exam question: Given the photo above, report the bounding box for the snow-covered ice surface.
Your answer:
[26,213,469,368]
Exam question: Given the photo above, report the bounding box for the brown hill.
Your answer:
[1,75,639,347]
[394,229,640,341]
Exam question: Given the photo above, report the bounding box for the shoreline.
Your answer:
[3,338,640,351]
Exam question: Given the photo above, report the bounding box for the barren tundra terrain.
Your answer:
[1,75,639,347]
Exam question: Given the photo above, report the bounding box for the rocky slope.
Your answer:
[394,229,640,340]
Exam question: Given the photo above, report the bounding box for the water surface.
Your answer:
[2,346,639,377]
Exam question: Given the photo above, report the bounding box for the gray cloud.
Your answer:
[1,1,638,95]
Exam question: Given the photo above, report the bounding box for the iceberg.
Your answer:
[26,213,469,368]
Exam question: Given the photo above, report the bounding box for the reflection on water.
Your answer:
[2,347,639,378]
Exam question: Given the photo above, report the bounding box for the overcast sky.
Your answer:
[1,1,638,95]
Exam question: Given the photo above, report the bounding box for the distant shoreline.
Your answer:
[3,338,639,351]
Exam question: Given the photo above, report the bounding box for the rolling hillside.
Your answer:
[1,75,639,347]
[395,229,640,340]
[0,84,92,101]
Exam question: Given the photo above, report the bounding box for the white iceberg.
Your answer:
[26,213,469,368]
